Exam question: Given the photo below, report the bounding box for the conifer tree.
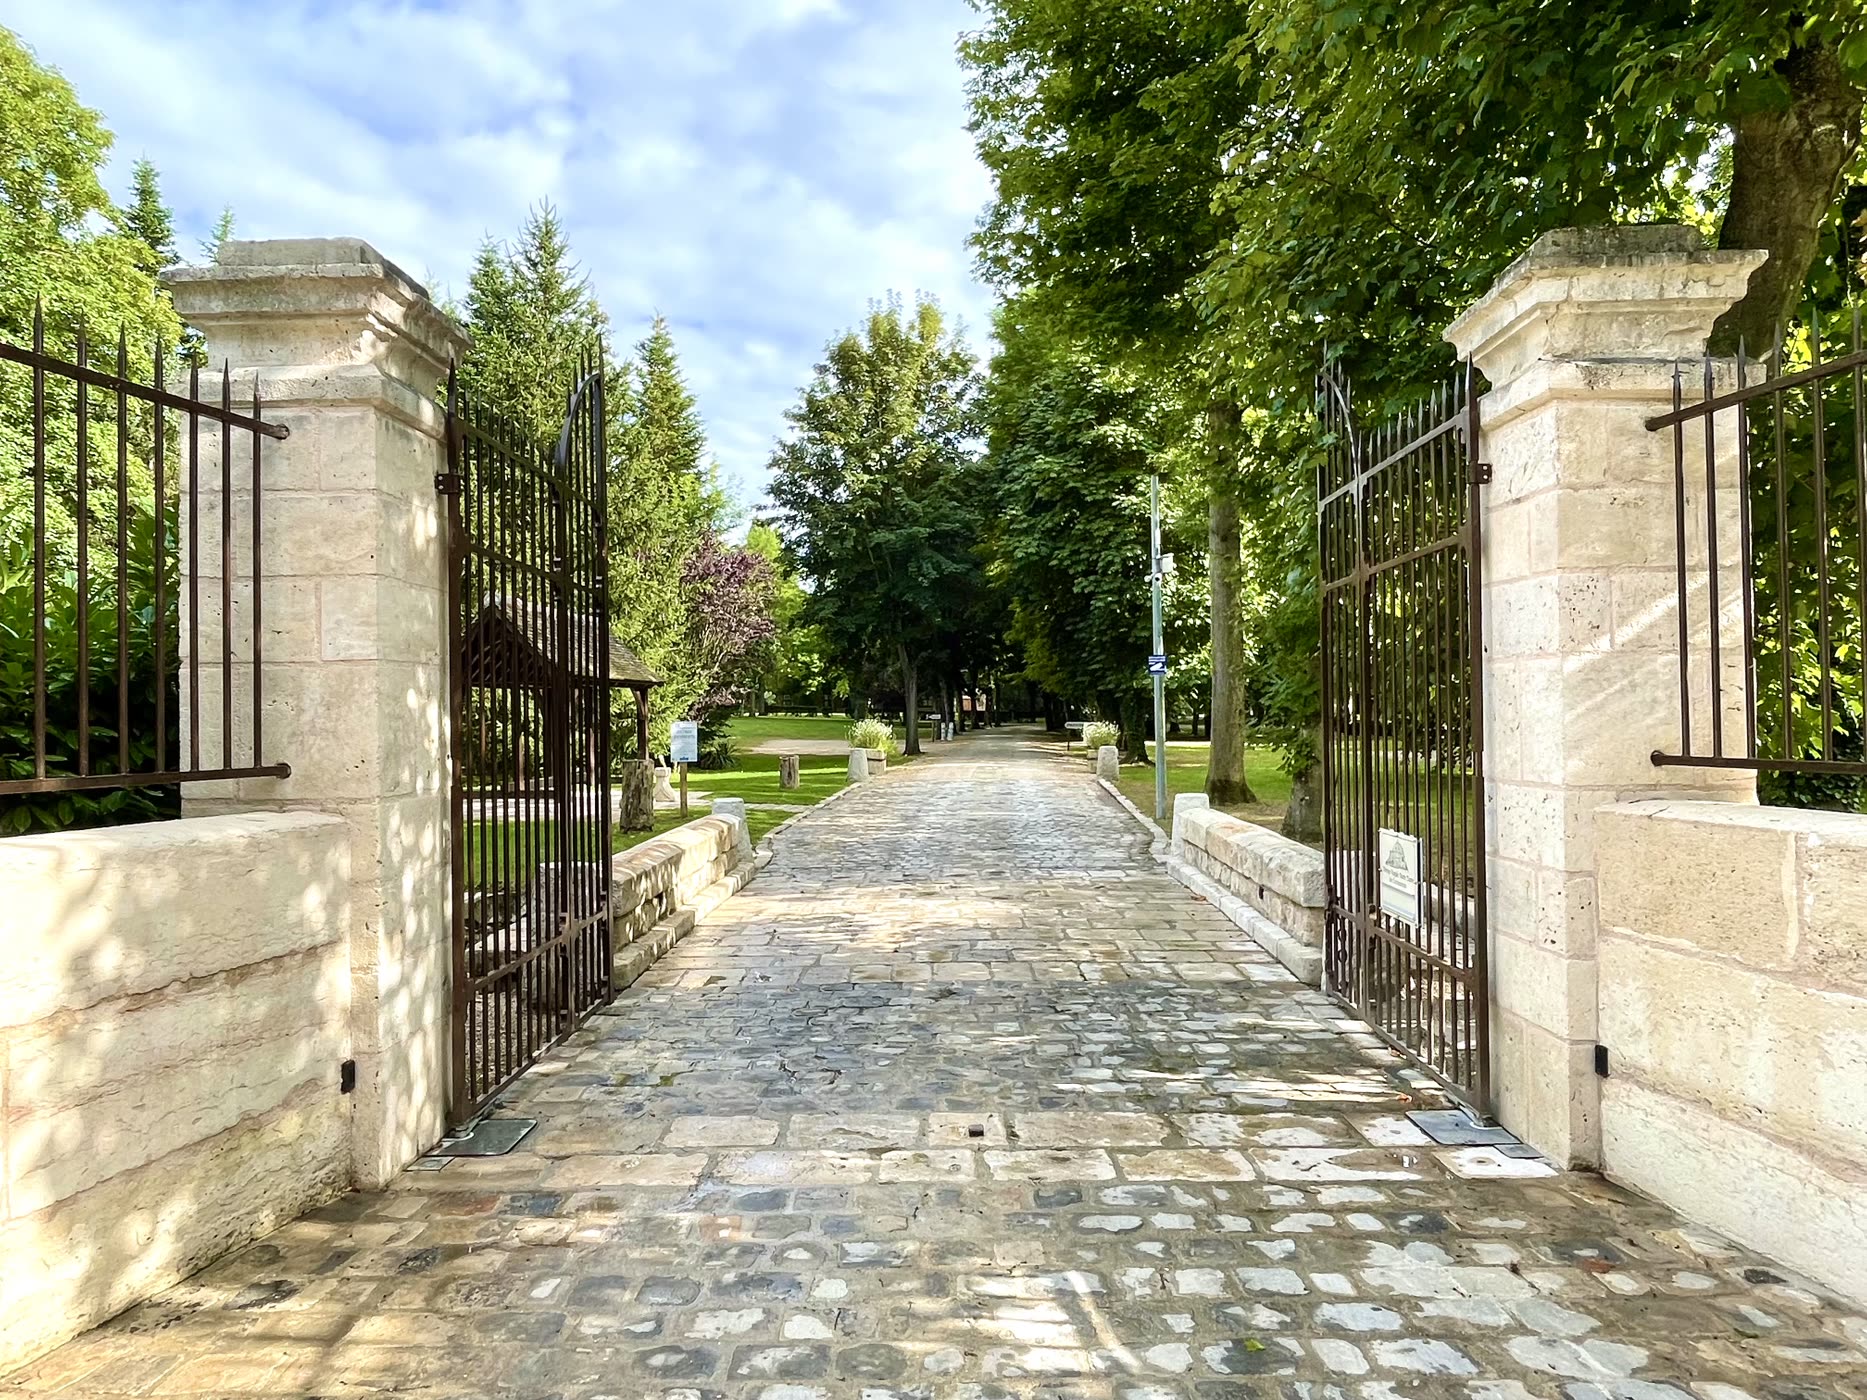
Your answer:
[457,203,606,447]
[609,317,729,747]
[116,158,175,272]
[197,205,234,263]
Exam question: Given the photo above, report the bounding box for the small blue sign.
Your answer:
[1147,654,1169,676]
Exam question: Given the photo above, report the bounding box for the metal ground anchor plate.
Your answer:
[1408,1108,1521,1147]
[427,1117,538,1158]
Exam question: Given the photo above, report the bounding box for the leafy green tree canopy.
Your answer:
[766,297,984,753]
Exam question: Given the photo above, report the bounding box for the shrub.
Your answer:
[848,717,901,756]
[1082,720,1121,754]
[695,732,740,771]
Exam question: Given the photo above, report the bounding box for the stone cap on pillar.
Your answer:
[166,238,470,402]
[1445,224,1765,385]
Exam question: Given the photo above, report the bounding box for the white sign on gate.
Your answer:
[1378,828,1422,927]
[670,720,699,765]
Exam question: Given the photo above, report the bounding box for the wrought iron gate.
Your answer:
[442,352,615,1124]
[1317,363,1491,1113]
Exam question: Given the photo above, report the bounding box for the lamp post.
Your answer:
[1150,474,1168,822]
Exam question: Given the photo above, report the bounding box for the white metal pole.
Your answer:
[1151,474,1168,822]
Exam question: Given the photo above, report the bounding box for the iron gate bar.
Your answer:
[0,310,291,798]
[1317,360,1491,1115]
[1647,307,1867,775]
[0,335,291,437]
[444,351,615,1126]
[1642,343,1867,428]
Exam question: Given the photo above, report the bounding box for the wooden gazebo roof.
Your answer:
[463,597,663,693]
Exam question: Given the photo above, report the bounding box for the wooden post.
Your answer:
[780,753,801,790]
[678,761,688,817]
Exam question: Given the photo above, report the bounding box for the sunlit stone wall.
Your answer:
[0,812,353,1372]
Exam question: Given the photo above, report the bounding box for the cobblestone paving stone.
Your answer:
[10,729,1867,1399]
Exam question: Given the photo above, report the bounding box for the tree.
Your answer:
[678,532,778,720]
[964,0,1867,826]
[984,302,1167,761]
[1222,1,1864,356]
[963,0,1266,800]
[0,28,185,832]
[746,520,836,712]
[767,297,984,756]
[609,317,736,748]
[197,205,235,264]
[116,158,175,273]
[458,203,607,446]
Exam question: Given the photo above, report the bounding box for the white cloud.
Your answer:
[9,0,998,510]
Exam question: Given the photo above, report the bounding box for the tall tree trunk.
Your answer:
[1206,478,1258,805]
[1282,729,1324,845]
[1712,40,1864,355]
[1118,690,1148,763]
[899,645,922,755]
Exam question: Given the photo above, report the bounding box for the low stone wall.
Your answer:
[612,813,755,989]
[1595,799,1867,1306]
[1170,797,1325,983]
[0,813,354,1373]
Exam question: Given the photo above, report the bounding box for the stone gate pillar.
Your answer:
[1444,226,1763,1166]
[168,240,470,1188]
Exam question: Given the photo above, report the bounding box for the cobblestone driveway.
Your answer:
[11,729,1865,1399]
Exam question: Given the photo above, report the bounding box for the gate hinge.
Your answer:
[340,1058,357,1094]
[1593,1045,1609,1079]
[435,471,460,496]
[1473,461,1494,485]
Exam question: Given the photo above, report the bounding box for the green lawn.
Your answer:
[465,753,853,884]
[1099,739,1297,833]
[1104,737,1480,871]
[688,752,850,805]
[463,816,603,889]
[612,809,701,854]
[724,714,862,746]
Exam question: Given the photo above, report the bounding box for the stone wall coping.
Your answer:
[616,812,747,872]
[0,809,349,864]
[1597,796,1867,846]
[1445,223,1764,382]
[1173,804,1325,908]
[166,237,470,395]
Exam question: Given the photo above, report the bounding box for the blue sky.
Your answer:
[11,0,998,510]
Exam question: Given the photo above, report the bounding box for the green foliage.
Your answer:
[0,525,177,832]
[116,159,175,273]
[1744,280,1867,810]
[1081,720,1120,752]
[745,519,835,708]
[457,204,607,446]
[766,297,987,747]
[963,0,1867,802]
[985,306,1154,711]
[694,731,738,771]
[610,317,735,748]
[456,214,773,760]
[198,207,234,265]
[0,27,186,834]
[848,716,900,757]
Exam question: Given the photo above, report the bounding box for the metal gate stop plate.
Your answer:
[427,1117,538,1158]
[1407,1109,1520,1147]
